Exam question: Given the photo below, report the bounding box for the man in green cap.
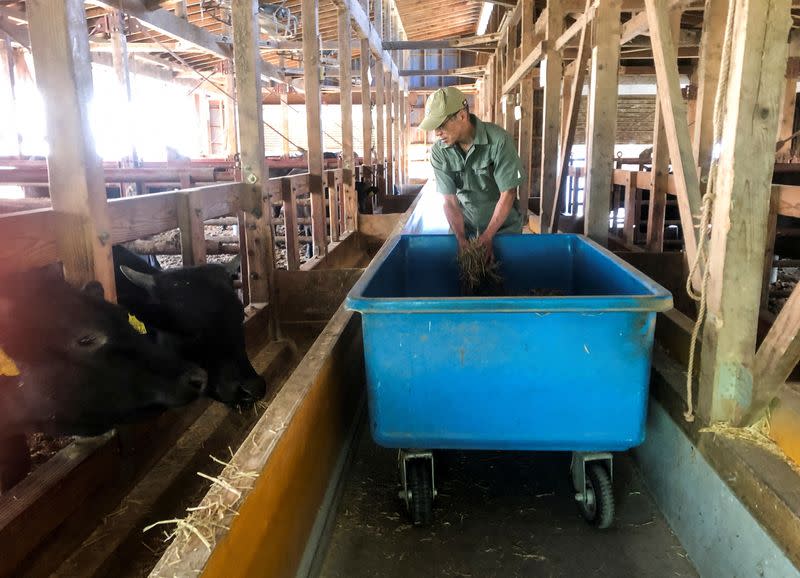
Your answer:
[419,86,525,260]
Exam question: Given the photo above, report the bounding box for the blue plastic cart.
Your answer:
[346,234,673,528]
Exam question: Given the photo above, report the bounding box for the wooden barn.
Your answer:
[0,0,799,576]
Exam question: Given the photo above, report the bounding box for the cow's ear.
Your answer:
[120,266,157,295]
[82,280,106,301]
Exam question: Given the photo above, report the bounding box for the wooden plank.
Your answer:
[555,6,596,51]
[0,209,58,272]
[692,0,727,192]
[231,0,275,321]
[338,9,357,234]
[281,178,300,271]
[303,0,328,258]
[622,171,639,244]
[644,0,701,284]
[360,38,373,168]
[107,192,179,243]
[393,80,401,189]
[550,0,592,233]
[749,284,800,423]
[27,0,115,298]
[374,59,386,174]
[177,191,207,266]
[538,2,563,233]
[620,11,649,45]
[0,434,117,578]
[196,182,243,220]
[698,0,791,424]
[583,0,622,245]
[385,72,395,197]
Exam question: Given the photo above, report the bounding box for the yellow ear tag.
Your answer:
[128,314,148,335]
[0,347,20,377]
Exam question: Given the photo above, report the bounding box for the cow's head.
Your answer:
[116,255,266,408]
[0,271,207,438]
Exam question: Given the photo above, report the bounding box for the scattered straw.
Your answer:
[143,519,212,551]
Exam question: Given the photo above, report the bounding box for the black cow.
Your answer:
[112,246,266,408]
[0,268,207,489]
[356,180,379,214]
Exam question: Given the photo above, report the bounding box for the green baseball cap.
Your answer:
[419,86,468,131]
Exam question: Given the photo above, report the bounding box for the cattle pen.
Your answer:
[1,0,800,577]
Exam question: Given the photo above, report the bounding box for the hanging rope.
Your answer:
[683,0,737,423]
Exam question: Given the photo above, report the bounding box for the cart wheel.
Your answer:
[407,458,433,526]
[577,463,614,529]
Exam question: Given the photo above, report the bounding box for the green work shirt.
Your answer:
[431,115,525,235]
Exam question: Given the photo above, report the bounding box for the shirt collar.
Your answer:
[446,114,488,150]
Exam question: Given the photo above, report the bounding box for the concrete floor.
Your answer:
[316,426,698,578]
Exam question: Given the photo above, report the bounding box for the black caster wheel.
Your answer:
[577,462,614,529]
[405,458,434,526]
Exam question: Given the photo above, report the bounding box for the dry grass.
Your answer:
[457,239,502,294]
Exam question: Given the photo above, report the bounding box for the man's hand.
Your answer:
[477,232,495,263]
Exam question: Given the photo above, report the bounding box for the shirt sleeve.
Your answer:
[492,131,525,192]
[431,144,457,195]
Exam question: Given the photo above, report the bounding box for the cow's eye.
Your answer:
[77,335,97,347]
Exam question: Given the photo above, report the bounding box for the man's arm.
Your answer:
[477,190,516,259]
[443,194,468,250]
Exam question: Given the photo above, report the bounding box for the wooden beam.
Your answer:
[692,0,727,192]
[399,66,485,77]
[620,11,649,44]
[583,0,622,245]
[698,0,791,424]
[88,0,230,60]
[384,35,501,50]
[302,0,328,258]
[550,0,592,233]
[177,190,206,265]
[502,41,545,94]
[646,7,681,252]
[539,3,562,233]
[374,58,386,175]
[338,9,357,233]
[393,79,401,188]
[27,0,115,298]
[622,171,639,243]
[776,34,800,161]
[360,38,373,166]
[231,0,276,318]
[385,70,394,196]
[644,0,702,284]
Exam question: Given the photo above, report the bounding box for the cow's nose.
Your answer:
[242,375,267,400]
[181,367,208,394]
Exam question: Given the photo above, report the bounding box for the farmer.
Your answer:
[419,86,525,260]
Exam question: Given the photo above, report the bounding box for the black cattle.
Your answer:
[112,246,266,408]
[356,180,379,214]
[0,269,207,489]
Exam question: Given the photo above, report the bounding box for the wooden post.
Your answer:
[645,0,702,284]
[326,170,340,242]
[360,39,373,171]
[338,9,357,233]
[110,9,138,175]
[26,0,115,298]
[0,35,22,157]
[504,25,516,137]
[622,172,639,244]
[177,192,206,266]
[517,0,535,222]
[280,55,290,157]
[231,0,276,318]
[397,85,403,185]
[374,57,386,196]
[225,65,238,160]
[550,0,592,233]
[698,0,791,424]
[692,0,728,190]
[540,5,563,232]
[583,0,622,245]
[646,7,681,252]
[302,0,327,257]
[385,70,394,196]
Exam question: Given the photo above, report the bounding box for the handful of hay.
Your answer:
[457,238,503,295]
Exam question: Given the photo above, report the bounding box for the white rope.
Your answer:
[683,0,737,423]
